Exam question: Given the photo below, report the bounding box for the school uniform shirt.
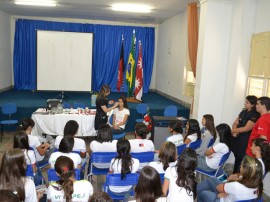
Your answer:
[185,133,198,146]
[206,143,229,169]
[165,166,194,202]
[113,108,130,129]
[220,181,258,202]
[54,136,86,153]
[166,134,184,147]
[49,152,81,169]
[47,180,93,202]
[25,177,38,202]
[23,149,36,165]
[28,134,44,162]
[109,158,140,193]
[148,161,177,173]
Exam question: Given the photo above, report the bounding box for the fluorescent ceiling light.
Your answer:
[112,3,151,13]
[15,0,57,7]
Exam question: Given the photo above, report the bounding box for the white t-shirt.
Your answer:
[220,181,258,202]
[28,135,44,161]
[164,166,194,202]
[109,158,140,193]
[47,180,93,202]
[206,143,229,169]
[166,134,184,146]
[25,177,38,202]
[54,136,86,153]
[148,161,177,173]
[23,149,36,165]
[129,197,167,202]
[49,152,81,169]
[113,108,130,129]
[186,133,198,146]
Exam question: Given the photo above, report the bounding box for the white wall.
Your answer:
[0,10,11,90]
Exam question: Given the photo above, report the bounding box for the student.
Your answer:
[0,149,39,202]
[163,148,197,202]
[166,120,184,147]
[148,141,177,173]
[49,136,81,169]
[89,192,113,202]
[111,96,130,135]
[54,120,87,164]
[196,114,217,156]
[184,119,201,145]
[47,156,93,202]
[130,166,167,202]
[197,156,263,202]
[90,124,118,168]
[109,139,139,199]
[197,123,231,173]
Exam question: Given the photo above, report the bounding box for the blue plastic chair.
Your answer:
[0,103,18,141]
[109,115,126,140]
[164,105,178,117]
[87,152,117,180]
[189,139,202,150]
[103,173,139,200]
[207,138,215,148]
[136,104,149,122]
[131,152,155,163]
[26,164,34,177]
[159,173,165,184]
[47,168,81,182]
[73,103,86,109]
[177,144,186,155]
[62,102,71,109]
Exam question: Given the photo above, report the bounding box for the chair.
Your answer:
[177,144,186,155]
[159,173,165,184]
[131,152,155,163]
[29,147,49,169]
[164,105,178,117]
[189,139,202,150]
[109,115,126,140]
[207,138,215,148]
[103,173,139,200]
[26,164,34,177]
[47,168,81,182]
[0,103,18,142]
[62,102,71,109]
[87,152,117,180]
[136,103,149,122]
[73,103,86,109]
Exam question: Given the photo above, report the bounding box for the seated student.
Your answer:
[129,166,167,202]
[17,118,53,164]
[111,96,130,135]
[183,119,201,146]
[197,156,263,202]
[0,149,41,202]
[54,120,87,164]
[89,192,112,202]
[166,121,184,147]
[148,141,177,173]
[129,123,155,169]
[109,139,139,200]
[196,114,217,156]
[197,123,231,173]
[47,156,93,202]
[49,136,81,169]
[163,148,197,202]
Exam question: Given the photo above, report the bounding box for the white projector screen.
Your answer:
[37,30,93,91]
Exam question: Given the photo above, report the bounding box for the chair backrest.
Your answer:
[131,152,154,163]
[207,138,215,148]
[219,151,231,166]
[62,102,71,109]
[136,104,148,114]
[74,103,86,109]
[177,144,186,155]
[91,152,117,163]
[105,173,139,187]
[189,139,202,150]
[164,105,178,117]
[1,103,17,115]
[26,164,34,177]
[47,168,81,182]
[159,173,165,184]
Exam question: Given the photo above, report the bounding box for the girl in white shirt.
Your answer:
[184,119,201,145]
[47,156,93,202]
[112,96,130,135]
[163,148,198,202]
[166,120,184,147]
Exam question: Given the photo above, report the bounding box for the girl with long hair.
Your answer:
[166,120,184,146]
[47,156,93,202]
[184,119,201,145]
[163,148,198,201]
[95,84,119,130]
[148,141,177,173]
[197,156,263,202]
[111,96,130,135]
[197,123,231,173]
[0,149,38,202]
[196,114,217,156]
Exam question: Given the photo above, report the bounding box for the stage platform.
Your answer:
[0,90,190,132]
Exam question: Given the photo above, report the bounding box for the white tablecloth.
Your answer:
[31,109,96,137]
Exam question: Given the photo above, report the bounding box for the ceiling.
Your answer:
[0,0,197,24]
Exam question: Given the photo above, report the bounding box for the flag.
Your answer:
[134,40,143,101]
[126,30,136,97]
[117,35,124,92]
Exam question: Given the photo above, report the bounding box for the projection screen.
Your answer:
[37,30,93,91]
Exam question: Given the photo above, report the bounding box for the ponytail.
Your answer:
[17,118,35,131]
[135,123,148,139]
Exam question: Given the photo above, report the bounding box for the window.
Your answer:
[247,77,265,97]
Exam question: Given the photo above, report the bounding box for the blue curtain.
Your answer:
[13,19,155,93]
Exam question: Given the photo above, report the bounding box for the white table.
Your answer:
[31,109,96,137]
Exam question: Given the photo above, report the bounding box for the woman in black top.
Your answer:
[94,85,118,130]
[231,95,260,173]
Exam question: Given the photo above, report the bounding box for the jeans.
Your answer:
[197,177,222,202]
[197,155,217,172]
